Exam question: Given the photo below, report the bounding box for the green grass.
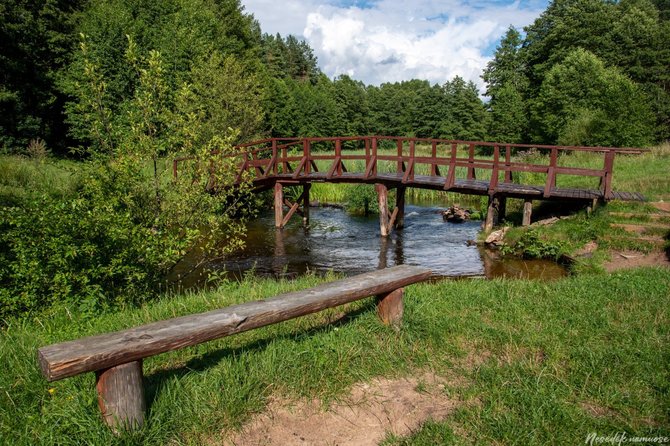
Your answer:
[0,155,80,205]
[1,268,668,444]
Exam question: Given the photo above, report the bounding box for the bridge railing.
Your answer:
[173,136,646,200]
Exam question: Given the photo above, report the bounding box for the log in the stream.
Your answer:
[38,265,431,383]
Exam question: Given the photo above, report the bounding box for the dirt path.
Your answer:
[604,250,670,272]
[604,201,669,272]
[222,372,463,446]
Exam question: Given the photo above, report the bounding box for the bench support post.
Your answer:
[376,288,404,327]
[96,360,146,432]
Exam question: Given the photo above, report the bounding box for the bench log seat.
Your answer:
[37,265,431,431]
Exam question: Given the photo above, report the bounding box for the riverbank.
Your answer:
[1,268,668,445]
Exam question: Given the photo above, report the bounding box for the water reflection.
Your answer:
[172,204,566,289]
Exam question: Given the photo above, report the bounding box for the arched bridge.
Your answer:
[173,136,646,235]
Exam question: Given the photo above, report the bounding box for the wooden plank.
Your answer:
[38,265,432,382]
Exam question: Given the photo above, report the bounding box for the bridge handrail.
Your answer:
[173,136,647,200]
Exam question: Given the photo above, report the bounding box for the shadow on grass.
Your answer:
[143,302,375,414]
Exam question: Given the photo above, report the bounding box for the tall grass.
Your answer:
[0,155,79,205]
[1,268,668,444]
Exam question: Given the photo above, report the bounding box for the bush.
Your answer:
[511,229,565,260]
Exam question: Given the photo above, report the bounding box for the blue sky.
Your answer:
[242,0,549,90]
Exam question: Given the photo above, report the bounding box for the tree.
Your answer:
[531,49,655,146]
[332,75,370,136]
[521,0,670,141]
[440,77,490,141]
[60,0,263,149]
[0,0,84,153]
[482,26,529,143]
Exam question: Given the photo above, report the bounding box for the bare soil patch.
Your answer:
[650,201,670,213]
[222,372,463,446]
[604,250,670,272]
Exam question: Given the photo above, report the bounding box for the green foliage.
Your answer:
[0,0,83,153]
[343,184,380,215]
[482,27,529,143]
[531,49,655,146]
[59,0,262,149]
[508,229,566,260]
[439,76,490,141]
[521,0,670,142]
[0,40,257,320]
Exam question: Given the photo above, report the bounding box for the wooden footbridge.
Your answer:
[174,136,646,235]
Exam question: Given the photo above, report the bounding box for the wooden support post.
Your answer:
[587,198,599,217]
[484,196,499,232]
[497,196,507,223]
[522,199,532,226]
[95,361,145,432]
[395,186,405,229]
[375,183,390,237]
[303,184,311,225]
[274,182,283,228]
[376,288,403,327]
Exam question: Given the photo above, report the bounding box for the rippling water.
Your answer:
[171,203,566,288]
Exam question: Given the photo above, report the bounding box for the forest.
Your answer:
[2,0,669,156]
[1,0,669,318]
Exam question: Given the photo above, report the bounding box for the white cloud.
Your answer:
[242,0,546,90]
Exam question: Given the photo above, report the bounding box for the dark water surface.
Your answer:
[172,204,566,289]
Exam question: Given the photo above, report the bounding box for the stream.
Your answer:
[171,203,566,289]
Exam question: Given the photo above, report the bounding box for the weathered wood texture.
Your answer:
[522,200,533,226]
[96,361,145,431]
[38,265,431,382]
[175,136,646,204]
[376,288,403,327]
[375,183,390,237]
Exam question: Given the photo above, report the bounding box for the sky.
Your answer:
[242,0,548,90]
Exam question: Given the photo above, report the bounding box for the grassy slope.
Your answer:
[1,269,669,445]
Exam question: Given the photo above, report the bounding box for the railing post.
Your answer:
[304,139,311,175]
[335,139,342,176]
[172,159,179,180]
[397,138,404,173]
[602,150,615,200]
[272,139,278,175]
[430,141,439,176]
[504,145,512,183]
[467,144,476,180]
[372,137,378,177]
[544,147,558,197]
[409,140,415,181]
[488,145,500,195]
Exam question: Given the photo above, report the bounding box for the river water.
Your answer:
[171,203,566,288]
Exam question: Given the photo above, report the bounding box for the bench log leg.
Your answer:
[96,360,146,432]
[376,288,403,327]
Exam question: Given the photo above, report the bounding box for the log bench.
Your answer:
[37,265,431,431]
